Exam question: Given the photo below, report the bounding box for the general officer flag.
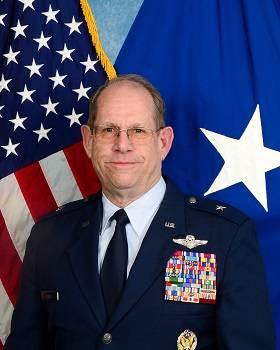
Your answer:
[115,0,280,347]
[0,0,114,346]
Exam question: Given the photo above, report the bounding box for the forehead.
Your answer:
[95,81,156,125]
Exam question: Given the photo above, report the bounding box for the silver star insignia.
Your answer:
[173,234,208,249]
[216,205,227,211]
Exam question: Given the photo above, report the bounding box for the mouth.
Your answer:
[107,161,137,167]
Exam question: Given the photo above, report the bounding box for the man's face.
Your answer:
[82,81,173,202]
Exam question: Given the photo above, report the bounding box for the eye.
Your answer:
[133,128,146,134]
[102,127,114,133]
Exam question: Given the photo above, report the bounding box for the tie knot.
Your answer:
[111,209,130,226]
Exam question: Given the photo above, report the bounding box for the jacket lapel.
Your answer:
[107,181,188,329]
[67,194,107,330]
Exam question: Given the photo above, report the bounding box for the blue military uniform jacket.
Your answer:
[5,179,275,349]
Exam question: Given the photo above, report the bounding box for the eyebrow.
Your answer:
[96,122,147,128]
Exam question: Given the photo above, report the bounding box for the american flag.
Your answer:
[0,0,114,346]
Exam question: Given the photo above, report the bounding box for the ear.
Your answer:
[159,126,174,160]
[81,125,93,158]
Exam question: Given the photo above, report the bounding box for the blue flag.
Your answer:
[115,0,280,346]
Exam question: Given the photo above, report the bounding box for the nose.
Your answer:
[112,130,133,152]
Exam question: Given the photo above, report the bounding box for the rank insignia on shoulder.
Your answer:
[165,251,216,304]
[216,205,227,211]
[173,234,208,249]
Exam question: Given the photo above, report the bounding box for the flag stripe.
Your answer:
[63,141,101,197]
[15,163,58,222]
[0,281,14,345]
[39,150,83,207]
[0,212,21,306]
[0,174,34,260]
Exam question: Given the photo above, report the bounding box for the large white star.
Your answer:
[0,13,7,26]
[33,123,51,142]
[1,138,20,157]
[49,70,67,89]
[42,5,60,24]
[18,0,35,11]
[73,82,90,101]
[56,43,75,62]
[41,97,59,116]
[9,112,27,131]
[65,16,82,35]
[3,46,20,65]
[17,84,35,103]
[24,58,44,77]
[33,31,52,50]
[80,54,98,74]
[0,74,12,92]
[64,108,83,126]
[11,19,28,38]
[201,105,280,211]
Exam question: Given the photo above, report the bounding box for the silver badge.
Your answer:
[173,234,208,249]
[165,221,175,228]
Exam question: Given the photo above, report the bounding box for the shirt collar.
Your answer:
[101,177,166,236]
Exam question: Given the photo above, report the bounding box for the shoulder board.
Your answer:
[185,195,248,225]
[39,192,100,222]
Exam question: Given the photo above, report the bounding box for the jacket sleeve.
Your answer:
[4,226,52,350]
[216,219,276,349]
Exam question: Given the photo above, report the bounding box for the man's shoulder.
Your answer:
[184,194,249,226]
[165,177,249,226]
[38,192,101,224]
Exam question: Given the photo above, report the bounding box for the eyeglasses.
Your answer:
[90,125,163,142]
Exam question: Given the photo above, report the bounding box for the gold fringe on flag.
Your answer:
[80,0,117,80]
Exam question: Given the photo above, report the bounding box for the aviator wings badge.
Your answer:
[173,234,208,249]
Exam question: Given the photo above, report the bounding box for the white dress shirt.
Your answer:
[98,177,166,276]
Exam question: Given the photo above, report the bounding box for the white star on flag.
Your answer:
[9,112,27,131]
[24,58,44,77]
[3,46,20,65]
[1,138,20,157]
[65,16,83,35]
[0,13,7,26]
[56,43,75,62]
[42,4,60,24]
[16,84,36,104]
[64,108,83,126]
[0,74,12,92]
[80,54,98,73]
[72,82,90,101]
[18,0,35,11]
[11,19,29,38]
[33,31,52,50]
[49,70,67,89]
[41,97,59,116]
[201,105,280,211]
[33,123,52,142]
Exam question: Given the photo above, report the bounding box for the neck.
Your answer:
[103,178,161,208]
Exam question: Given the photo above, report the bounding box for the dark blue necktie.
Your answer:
[101,209,129,319]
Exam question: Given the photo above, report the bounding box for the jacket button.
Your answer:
[188,196,197,204]
[102,333,112,344]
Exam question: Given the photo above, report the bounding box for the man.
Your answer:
[5,74,275,349]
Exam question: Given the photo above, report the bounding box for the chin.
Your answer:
[110,175,138,191]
